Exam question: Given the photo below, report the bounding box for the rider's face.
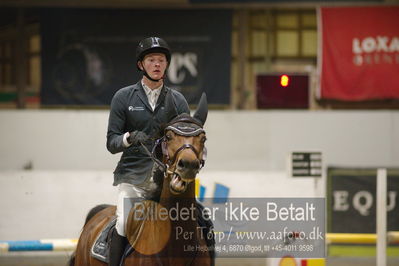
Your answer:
[139,53,168,80]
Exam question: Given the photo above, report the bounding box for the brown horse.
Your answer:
[70,93,213,266]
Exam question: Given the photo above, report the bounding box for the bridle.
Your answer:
[149,121,207,176]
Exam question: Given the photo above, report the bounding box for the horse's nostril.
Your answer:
[178,159,185,169]
[177,159,200,170]
[192,160,200,170]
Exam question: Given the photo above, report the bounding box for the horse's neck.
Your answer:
[134,176,206,264]
[159,177,199,241]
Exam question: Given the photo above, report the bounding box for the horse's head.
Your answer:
[159,93,208,195]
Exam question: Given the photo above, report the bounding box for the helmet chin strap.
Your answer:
[143,71,164,82]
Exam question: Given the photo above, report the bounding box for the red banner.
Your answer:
[318,7,399,100]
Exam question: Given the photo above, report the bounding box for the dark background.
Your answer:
[40,8,232,106]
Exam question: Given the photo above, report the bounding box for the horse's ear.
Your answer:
[165,90,179,122]
[193,92,208,126]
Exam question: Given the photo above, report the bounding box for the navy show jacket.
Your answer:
[106,81,190,185]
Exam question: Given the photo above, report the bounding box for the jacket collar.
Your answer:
[135,81,169,112]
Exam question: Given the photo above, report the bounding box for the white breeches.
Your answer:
[115,178,157,236]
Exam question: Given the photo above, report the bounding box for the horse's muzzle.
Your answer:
[176,158,200,180]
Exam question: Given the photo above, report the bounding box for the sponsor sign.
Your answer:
[318,7,399,100]
[327,168,399,233]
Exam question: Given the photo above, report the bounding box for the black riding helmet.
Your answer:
[136,37,171,63]
[136,37,171,82]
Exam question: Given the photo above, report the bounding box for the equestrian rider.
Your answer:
[106,37,190,266]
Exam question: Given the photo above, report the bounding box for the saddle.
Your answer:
[91,218,117,263]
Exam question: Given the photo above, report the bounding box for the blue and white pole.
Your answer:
[0,239,77,252]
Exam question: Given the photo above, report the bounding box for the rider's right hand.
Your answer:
[127,131,149,145]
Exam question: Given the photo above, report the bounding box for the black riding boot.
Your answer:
[109,229,127,266]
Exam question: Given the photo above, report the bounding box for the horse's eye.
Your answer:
[201,136,207,144]
[165,133,172,141]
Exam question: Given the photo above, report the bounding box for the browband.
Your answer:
[165,125,205,137]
